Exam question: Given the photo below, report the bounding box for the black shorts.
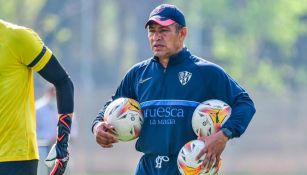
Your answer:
[0,160,38,175]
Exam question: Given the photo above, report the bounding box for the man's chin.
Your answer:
[153,51,164,58]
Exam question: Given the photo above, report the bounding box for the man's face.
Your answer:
[147,22,185,59]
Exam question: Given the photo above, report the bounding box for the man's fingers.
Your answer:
[95,130,118,147]
[101,143,114,148]
[212,158,222,175]
[96,134,117,144]
[97,126,118,141]
[101,130,117,141]
[98,140,114,148]
[211,164,218,175]
[104,123,115,130]
[107,128,118,136]
[195,146,207,160]
[200,152,213,171]
[205,156,215,172]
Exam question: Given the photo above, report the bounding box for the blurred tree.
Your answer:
[169,0,307,92]
[1,0,306,93]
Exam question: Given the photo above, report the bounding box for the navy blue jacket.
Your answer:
[93,47,256,156]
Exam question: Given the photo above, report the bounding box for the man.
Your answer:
[92,4,255,175]
[0,19,74,175]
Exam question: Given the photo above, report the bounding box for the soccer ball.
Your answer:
[192,99,231,137]
[104,97,143,141]
[177,140,218,175]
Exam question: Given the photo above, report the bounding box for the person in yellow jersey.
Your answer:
[0,19,74,175]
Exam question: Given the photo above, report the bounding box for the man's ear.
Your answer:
[179,27,188,41]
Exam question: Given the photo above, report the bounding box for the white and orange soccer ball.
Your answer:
[104,97,143,141]
[177,140,220,175]
[192,99,231,137]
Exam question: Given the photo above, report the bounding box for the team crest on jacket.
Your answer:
[178,71,192,85]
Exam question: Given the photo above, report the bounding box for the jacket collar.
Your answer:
[152,47,191,66]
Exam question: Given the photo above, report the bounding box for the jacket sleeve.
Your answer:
[38,55,74,114]
[208,65,256,138]
[91,67,137,132]
[38,55,74,159]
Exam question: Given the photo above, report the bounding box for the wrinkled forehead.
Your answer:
[147,21,176,29]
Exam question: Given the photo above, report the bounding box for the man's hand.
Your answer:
[50,156,69,175]
[45,114,72,175]
[93,121,118,148]
[45,144,69,175]
[196,130,228,173]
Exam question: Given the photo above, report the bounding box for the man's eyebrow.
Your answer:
[148,25,171,30]
[158,26,171,30]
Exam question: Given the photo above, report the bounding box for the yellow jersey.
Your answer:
[0,19,52,162]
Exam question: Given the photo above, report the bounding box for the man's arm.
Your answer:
[92,66,137,147]
[38,55,74,115]
[16,26,73,174]
[197,65,256,173]
[37,55,74,175]
[211,68,256,139]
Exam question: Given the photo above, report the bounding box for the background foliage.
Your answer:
[1,0,306,93]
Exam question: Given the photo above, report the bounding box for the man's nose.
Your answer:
[153,32,161,41]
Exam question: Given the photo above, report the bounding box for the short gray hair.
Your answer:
[174,22,184,32]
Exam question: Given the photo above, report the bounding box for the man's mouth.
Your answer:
[153,44,164,48]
